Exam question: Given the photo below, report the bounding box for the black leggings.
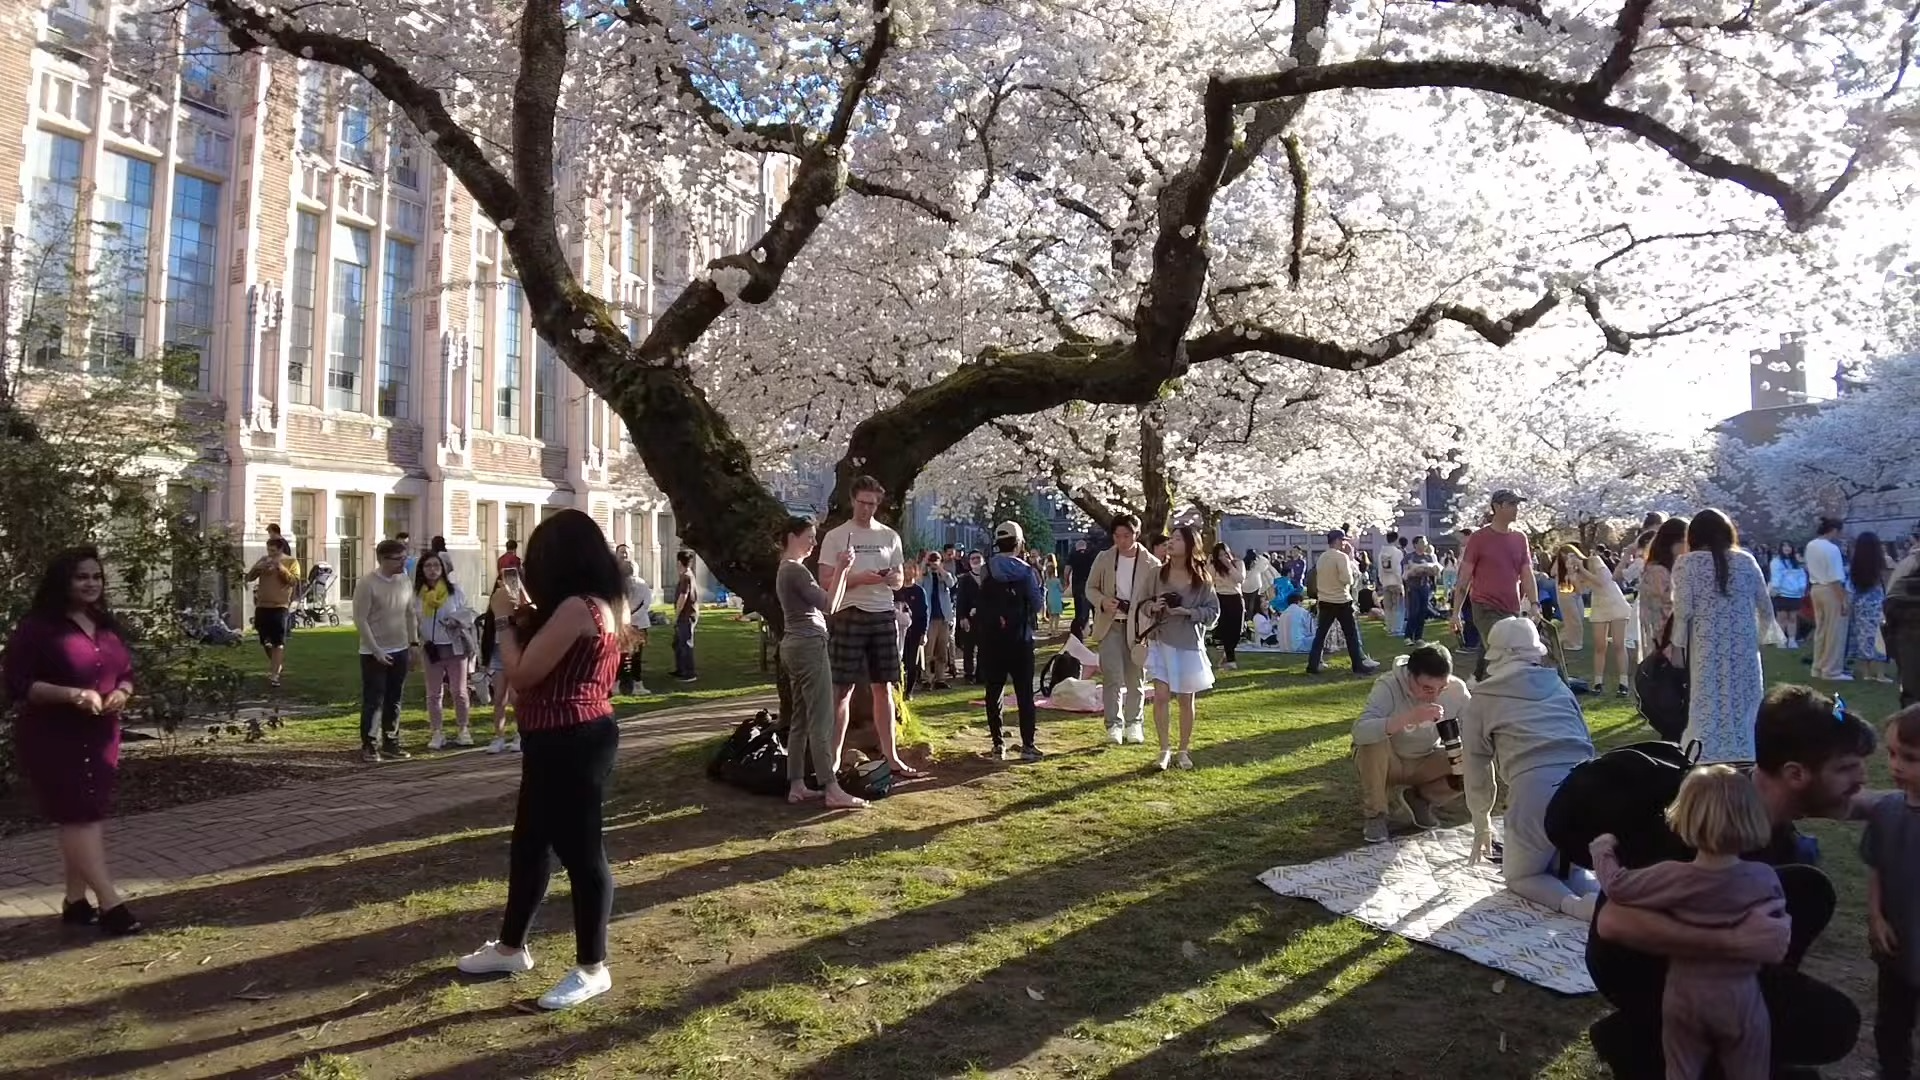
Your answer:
[1218,593,1245,662]
[500,716,619,966]
[902,626,926,697]
[1586,864,1860,1078]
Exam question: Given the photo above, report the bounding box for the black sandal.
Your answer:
[60,898,97,926]
[98,903,143,936]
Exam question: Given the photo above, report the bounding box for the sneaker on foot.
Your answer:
[538,965,612,1010]
[676,675,698,684]
[487,737,506,754]
[1107,726,1124,746]
[1616,685,1631,698]
[1405,792,1441,830]
[1020,745,1045,763]
[1362,815,1390,844]
[634,683,650,696]
[427,733,446,751]
[454,730,474,747]
[1356,660,1381,675]
[507,737,521,753]
[1124,722,1145,744]
[992,743,1010,761]
[618,681,635,697]
[362,746,382,764]
[382,744,411,761]
[1826,673,1856,682]
[457,941,535,975]
[1175,751,1193,770]
[1156,750,1173,771]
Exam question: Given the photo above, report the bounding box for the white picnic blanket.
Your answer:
[1255,820,1595,995]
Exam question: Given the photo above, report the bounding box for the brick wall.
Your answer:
[254,474,284,530]
[450,489,471,536]
[469,436,547,479]
[251,56,299,286]
[0,17,32,214]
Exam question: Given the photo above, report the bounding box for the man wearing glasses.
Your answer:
[354,539,420,763]
[819,475,925,779]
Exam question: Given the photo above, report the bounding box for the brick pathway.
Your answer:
[0,694,772,921]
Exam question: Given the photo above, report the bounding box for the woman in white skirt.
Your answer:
[1561,543,1634,697]
[1142,526,1221,771]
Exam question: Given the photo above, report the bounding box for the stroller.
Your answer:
[290,562,340,627]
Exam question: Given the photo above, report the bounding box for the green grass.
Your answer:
[0,618,1902,1079]
[214,610,778,751]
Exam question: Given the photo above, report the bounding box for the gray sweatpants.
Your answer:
[780,635,838,785]
[1502,766,1596,911]
[1100,630,1146,731]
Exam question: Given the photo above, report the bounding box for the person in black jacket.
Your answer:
[953,551,987,684]
[895,562,930,699]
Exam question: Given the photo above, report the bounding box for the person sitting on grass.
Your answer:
[1352,643,1468,844]
[1582,685,1878,1079]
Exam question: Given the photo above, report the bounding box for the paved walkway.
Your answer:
[0,694,772,921]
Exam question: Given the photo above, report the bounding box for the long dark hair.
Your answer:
[1649,518,1689,571]
[1210,542,1236,576]
[1161,525,1212,585]
[1850,532,1886,593]
[1686,508,1739,595]
[412,552,453,594]
[518,508,625,638]
[1776,541,1801,568]
[30,545,118,630]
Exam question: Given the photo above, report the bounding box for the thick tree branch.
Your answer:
[844,174,958,223]
[981,254,1091,344]
[1585,0,1658,103]
[1281,135,1309,288]
[1220,59,1860,229]
[1219,0,1330,187]
[1186,291,1566,371]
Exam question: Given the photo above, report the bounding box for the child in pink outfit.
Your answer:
[1591,765,1786,1080]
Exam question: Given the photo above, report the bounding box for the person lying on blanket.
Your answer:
[1462,617,1600,920]
[1351,644,1468,845]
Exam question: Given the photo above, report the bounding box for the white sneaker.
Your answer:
[454,730,474,747]
[1107,726,1124,745]
[487,737,506,754]
[507,737,521,753]
[1156,750,1173,771]
[1124,722,1145,744]
[1176,751,1193,770]
[456,942,534,975]
[634,683,650,696]
[538,965,611,1010]
[1827,673,1856,682]
[427,733,446,751]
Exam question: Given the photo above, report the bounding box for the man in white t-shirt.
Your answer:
[819,475,919,777]
[1378,530,1406,642]
[1085,514,1162,745]
[1806,516,1852,681]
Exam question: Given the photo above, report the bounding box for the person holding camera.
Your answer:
[1462,617,1599,918]
[1086,515,1162,746]
[1352,643,1470,844]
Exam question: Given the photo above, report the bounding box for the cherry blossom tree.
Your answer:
[1736,348,1920,523]
[167,0,1917,610]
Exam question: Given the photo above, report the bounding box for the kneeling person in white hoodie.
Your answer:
[1463,616,1600,920]
[1353,644,1471,844]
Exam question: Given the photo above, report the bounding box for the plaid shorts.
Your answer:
[830,607,902,686]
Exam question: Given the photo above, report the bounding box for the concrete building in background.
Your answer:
[4,3,790,598]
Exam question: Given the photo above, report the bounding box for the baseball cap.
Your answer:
[995,521,1025,544]
[1325,528,1346,544]
[1490,489,1526,506]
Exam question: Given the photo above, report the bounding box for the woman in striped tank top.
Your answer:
[456,509,627,1010]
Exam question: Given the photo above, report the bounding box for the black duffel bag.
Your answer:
[1634,616,1690,742]
[707,711,790,797]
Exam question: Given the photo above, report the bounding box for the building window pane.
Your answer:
[335,494,365,599]
[378,237,414,418]
[91,151,155,370]
[23,131,85,368]
[338,81,372,169]
[179,3,227,112]
[469,272,489,433]
[389,132,420,190]
[288,212,319,404]
[297,65,324,152]
[498,280,523,435]
[327,225,370,411]
[383,496,412,542]
[164,174,221,391]
[534,339,561,442]
[289,491,315,570]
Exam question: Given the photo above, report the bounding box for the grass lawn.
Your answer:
[0,616,1901,1079]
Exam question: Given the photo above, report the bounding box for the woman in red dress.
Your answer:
[454,509,625,1009]
[3,546,143,934]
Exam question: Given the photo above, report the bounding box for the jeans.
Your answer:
[1308,600,1365,671]
[1404,583,1434,641]
[1100,629,1146,731]
[1586,864,1859,1078]
[1380,584,1405,639]
[980,637,1037,749]
[359,650,411,749]
[423,652,470,736]
[501,716,619,966]
[672,614,696,678]
[780,636,838,785]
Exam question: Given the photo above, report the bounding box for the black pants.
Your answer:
[1882,962,1919,1080]
[1307,601,1365,672]
[958,629,978,682]
[980,638,1037,750]
[1586,864,1859,1078]
[902,626,926,697]
[359,650,411,749]
[1892,622,1920,709]
[1069,593,1090,641]
[501,716,619,966]
[672,614,696,678]
[1218,593,1245,662]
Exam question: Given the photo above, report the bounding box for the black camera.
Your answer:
[1435,716,1465,792]
[1115,598,1131,613]
[1160,592,1183,608]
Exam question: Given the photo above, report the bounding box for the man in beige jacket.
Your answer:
[1086,514,1163,744]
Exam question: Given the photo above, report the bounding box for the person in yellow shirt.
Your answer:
[246,536,301,688]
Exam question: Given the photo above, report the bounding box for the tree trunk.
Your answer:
[1139,404,1174,537]
[1193,499,1227,551]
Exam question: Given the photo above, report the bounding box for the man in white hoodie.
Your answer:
[1352,643,1469,843]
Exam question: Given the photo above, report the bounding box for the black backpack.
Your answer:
[1635,617,1690,741]
[707,711,790,797]
[1039,650,1081,695]
[1543,740,1698,874]
[974,567,1031,636]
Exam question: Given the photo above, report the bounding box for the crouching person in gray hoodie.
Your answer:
[1353,644,1471,844]
[1464,616,1600,920]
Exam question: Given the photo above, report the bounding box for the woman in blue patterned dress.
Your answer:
[1848,531,1891,683]
[1671,509,1772,764]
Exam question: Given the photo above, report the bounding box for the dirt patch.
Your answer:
[0,743,350,838]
